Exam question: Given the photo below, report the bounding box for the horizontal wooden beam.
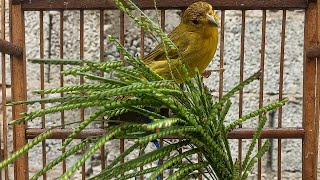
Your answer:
[26,127,305,139]
[20,0,308,11]
[0,39,23,56]
[227,127,305,139]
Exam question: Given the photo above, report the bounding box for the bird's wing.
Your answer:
[148,58,182,75]
[142,27,190,65]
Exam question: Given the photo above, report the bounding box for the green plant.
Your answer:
[0,0,287,179]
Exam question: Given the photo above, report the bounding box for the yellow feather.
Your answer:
[143,1,219,82]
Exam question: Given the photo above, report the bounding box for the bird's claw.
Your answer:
[201,69,214,78]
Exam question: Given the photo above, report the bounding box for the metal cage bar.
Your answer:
[238,9,245,174]
[59,9,67,175]
[278,10,287,180]
[119,10,125,177]
[139,11,145,180]
[39,10,47,180]
[258,10,267,180]
[79,9,86,180]
[99,9,106,171]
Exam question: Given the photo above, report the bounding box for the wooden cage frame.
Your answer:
[1,0,320,179]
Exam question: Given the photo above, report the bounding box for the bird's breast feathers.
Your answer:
[183,28,218,73]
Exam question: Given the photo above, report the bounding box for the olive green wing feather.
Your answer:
[142,27,189,65]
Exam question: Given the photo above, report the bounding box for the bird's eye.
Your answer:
[192,19,199,25]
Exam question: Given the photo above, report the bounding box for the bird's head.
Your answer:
[182,2,219,32]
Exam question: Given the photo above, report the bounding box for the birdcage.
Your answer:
[0,0,319,179]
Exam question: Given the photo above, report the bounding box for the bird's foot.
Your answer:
[201,69,214,78]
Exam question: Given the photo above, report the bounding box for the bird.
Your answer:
[114,1,219,121]
[142,1,219,82]
[113,2,219,124]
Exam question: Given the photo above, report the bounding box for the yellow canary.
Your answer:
[143,1,219,81]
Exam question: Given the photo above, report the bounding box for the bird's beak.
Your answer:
[207,14,219,27]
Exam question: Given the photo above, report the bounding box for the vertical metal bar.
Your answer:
[215,9,225,180]
[99,10,105,74]
[178,8,185,171]
[160,9,165,180]
[10,3,29,180]
[258,10,267,180]
[160,10,165,29]
[197,152,202,180]
[99,9,106,170]
[0,2,3,180]
[179,8,184,163]
[303,2,318,179]
[59,10,67,174]
[219,10,225,100]
[120,11,124,60]
[39,10,47,180]
[139,12,145,180]
[79,9,86,180]
[238,10,245,174]
[140,25,145,60]
[119,11,125,172]
[197,10,211,180]
[1,0,9,179]
[278,10,286,180]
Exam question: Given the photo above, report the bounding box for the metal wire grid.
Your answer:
[1,0,319,179]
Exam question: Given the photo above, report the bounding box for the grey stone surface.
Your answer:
[0,5,312,179]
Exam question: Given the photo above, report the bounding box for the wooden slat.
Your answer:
[11,4,29,180]
[20,0,307,10]
[303,2,318,180]
[26,128,305,139]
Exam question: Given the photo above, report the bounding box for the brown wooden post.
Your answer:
[312,0,320,178]
[10,2,28,180]
[315,0,320,179]
[303,2,318,180]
